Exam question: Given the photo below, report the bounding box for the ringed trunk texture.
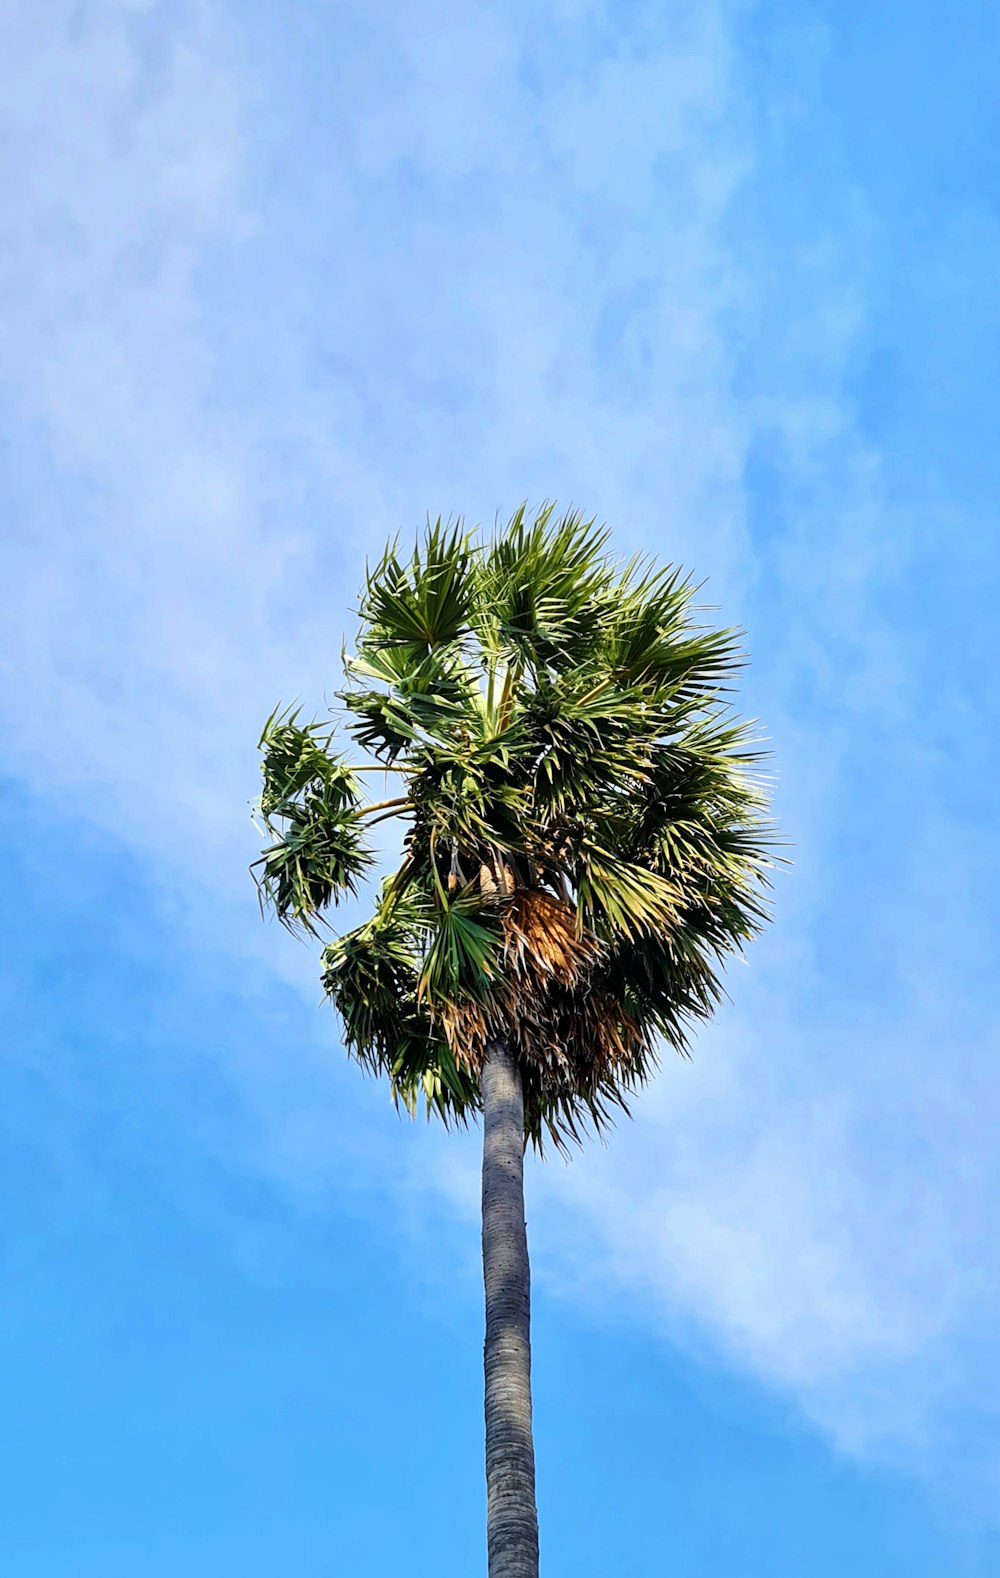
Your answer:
[481,1037,540,1578]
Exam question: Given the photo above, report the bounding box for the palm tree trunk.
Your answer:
[481,1037,540,1578]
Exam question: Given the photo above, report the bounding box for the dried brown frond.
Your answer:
[503,888,602,987]
[432,886,651,1142]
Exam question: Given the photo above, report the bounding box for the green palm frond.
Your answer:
[257,707,359,817]
[473,505,614,675]
[253,708,374,935]
[417,883,503,1005]
[360,519,474,655]
[320,884,479,1123]
[524,672,657,813]
[572,843,682,941]
[343,639,480,763]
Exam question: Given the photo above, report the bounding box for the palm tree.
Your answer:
[253,506,774,1578]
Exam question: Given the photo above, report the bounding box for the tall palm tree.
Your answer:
[253,506,774,1578]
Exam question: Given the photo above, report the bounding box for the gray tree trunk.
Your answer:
[481,1037,540,1578]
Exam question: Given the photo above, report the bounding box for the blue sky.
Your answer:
[2,1,999,1572]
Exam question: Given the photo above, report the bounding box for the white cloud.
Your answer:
[2,0,999,1509]
[0,0,387,926]
[531,999,998,1452]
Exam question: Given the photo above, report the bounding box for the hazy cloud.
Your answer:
[3,0,999,1508]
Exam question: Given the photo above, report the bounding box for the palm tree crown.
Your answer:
[254,505,774,1148]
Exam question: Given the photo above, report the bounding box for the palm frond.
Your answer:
[320,884,479,1123]
[253,709,374,934]
[360,519,474,655]
[473,504,615,675]
[417,883,504,1006]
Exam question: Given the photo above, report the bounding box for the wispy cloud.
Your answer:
[0,0,370,918]
[3,0,999,1509]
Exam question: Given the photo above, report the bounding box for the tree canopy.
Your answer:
[254,506,775,1147]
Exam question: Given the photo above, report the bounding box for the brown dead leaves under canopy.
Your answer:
[436,888,651,1130]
